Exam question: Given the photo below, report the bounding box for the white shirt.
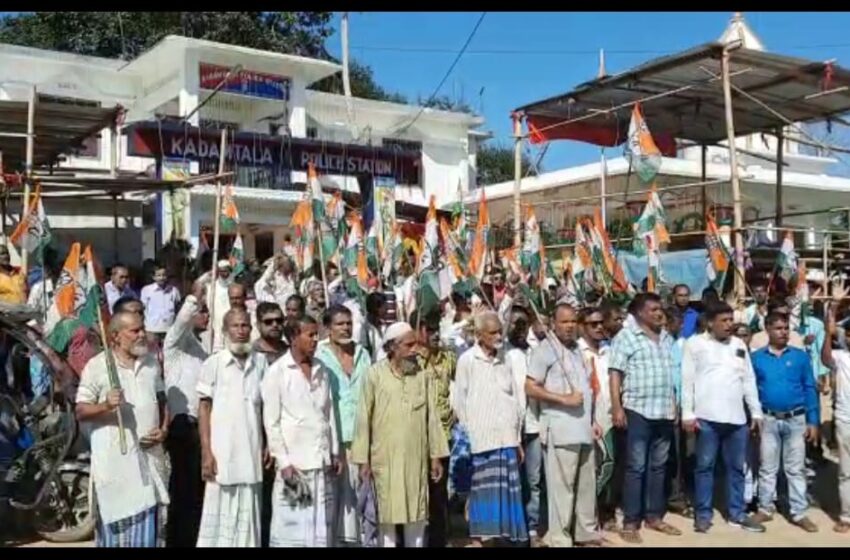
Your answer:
[197,349,267,485]
[681,333,763,425]
[204,276,232,353]
[507,344,540,435]
[579,338,612,432]
[361,321,387,363]
[261,351,339,471]
[254,264,297,309]
[453,344,523,454]
[76,352,169,524]
[832,349,850,424]
[163,295,208,419]
[140,282,181,334]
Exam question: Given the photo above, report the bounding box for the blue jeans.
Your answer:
[694,420,748,525]
[522,433,545,534]
[622,409,674,527]
[758,415,808,521]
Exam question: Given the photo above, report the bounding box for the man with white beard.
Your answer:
[196,308,269,547]
[76,311,170,547]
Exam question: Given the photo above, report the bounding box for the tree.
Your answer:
[312,59,408,104]
[0,11,411,105]
[0,12,335,59]
[417,94,475,115]
[476,142,536,186]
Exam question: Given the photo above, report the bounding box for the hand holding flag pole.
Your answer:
[92,274,127,455]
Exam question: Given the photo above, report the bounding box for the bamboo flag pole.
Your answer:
[21,86,35,276]
[207,129,228,354]
[91,258,128,455]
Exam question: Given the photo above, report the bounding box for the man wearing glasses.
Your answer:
[253,302,288,365]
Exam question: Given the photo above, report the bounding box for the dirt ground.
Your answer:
[11,452,850,548]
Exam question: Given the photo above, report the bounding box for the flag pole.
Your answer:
[21,86,36,277]
[208,129,228,354]
[315,211,331,306]
[93,276,128,455]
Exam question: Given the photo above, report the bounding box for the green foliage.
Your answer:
[476,142,535,186]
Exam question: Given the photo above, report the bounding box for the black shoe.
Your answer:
[728,516,766,533]
[694,521,711,533]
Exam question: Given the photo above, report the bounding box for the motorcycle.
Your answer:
[0,303,95,544]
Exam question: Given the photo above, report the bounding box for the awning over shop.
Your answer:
[0,100,122,170]
[517,42,850,148]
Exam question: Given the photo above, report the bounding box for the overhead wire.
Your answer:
[394,12,487,136]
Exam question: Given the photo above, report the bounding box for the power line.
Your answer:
[395,12,486,136]
[352,43,850,56]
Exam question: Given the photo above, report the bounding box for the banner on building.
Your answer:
[373,177,396,254]
[199,63,291,101]
[127,122,422,184]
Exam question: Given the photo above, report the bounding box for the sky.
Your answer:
[325,12,850,174]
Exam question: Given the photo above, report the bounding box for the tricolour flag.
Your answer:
[468,189,489,280]
[219,185,240,233]
[44,243,100,352]
[230,234,245,277]
[520,205,542,283]
[705,212,730,288]
[418,195,439,273]
[777,231,797,283]
[344,213,369,293]
[632,185,670,256]
[10,183,51,255]
[290,199,314,274]
[624,103,662,184]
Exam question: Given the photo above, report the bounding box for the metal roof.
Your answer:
[0,100,121,170]
[516,42,850,146]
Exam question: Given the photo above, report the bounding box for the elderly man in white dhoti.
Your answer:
[196,307,269,547]
[76,310,170,547]
[262,314,343,547]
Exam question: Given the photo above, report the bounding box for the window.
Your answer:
[306,126,318,139]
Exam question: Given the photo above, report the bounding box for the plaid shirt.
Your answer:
[608,323,676,420]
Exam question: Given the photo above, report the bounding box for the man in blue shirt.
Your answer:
[750,312,820,533]
[672,284,700,339]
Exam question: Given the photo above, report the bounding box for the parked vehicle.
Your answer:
[0,303,95,544]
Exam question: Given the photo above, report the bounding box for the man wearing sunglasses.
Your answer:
[253,302,288,366]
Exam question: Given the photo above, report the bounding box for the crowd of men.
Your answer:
[2,244,850,548]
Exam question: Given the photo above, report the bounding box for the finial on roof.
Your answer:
[732,12,743,22]
[597,48,607,79]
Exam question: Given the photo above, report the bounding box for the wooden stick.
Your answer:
[720,48,747,303]
[94,293,127,455]
[207,129,228,354]
[21,86,35,276]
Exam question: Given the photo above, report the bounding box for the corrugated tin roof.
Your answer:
[516,42,850,145]
[0,100,121,170]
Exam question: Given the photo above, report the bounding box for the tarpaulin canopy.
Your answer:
[517,42,850,150]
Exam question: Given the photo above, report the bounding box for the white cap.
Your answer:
[384,321,413,342]
[217,259,232,269]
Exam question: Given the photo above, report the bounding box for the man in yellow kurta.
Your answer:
[352,321,449,548]
[0,244,25,304]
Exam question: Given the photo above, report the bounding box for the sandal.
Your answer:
[575,540,605,548]
[646,520,683,536]
[619,528,643,544]
[834,521,850,534]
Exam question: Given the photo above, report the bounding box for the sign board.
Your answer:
[199,63,291,101]
[127,123,421,185]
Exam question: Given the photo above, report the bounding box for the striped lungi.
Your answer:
[96,504,167,548]
[467,447,528,542]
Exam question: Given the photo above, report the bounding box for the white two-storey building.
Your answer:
[0,35,485,265]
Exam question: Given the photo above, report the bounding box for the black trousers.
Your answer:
[427,457,450,547]
[667,424,696,510]
[260,463,275,547]
[166,414,204,547]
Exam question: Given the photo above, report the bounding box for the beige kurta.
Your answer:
[351,360,449,525]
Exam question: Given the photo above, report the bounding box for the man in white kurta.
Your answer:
[196,308,268,547]
[262,316,342,547]
[76,311,170,547]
